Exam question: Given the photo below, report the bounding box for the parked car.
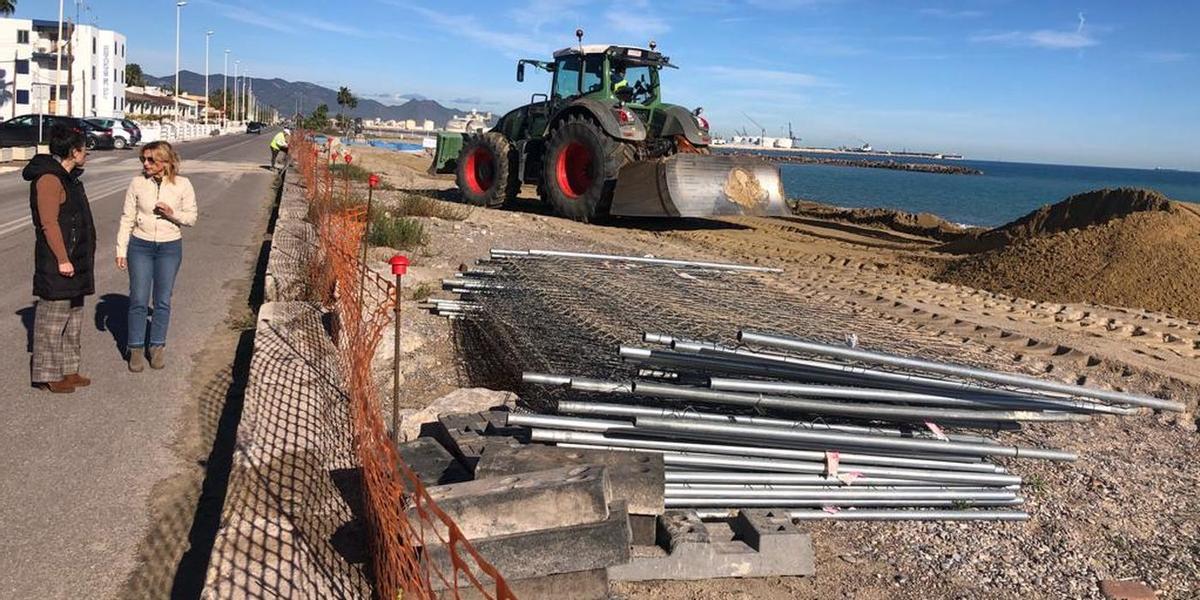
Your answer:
[246,121,264,134]
[0,114,91,147]
[87,117,140,149]
[80,120,116,150]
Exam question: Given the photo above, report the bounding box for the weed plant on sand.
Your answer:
[394,193,472,221]
[369,209,427,249]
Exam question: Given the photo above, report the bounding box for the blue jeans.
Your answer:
[127,237,183,349]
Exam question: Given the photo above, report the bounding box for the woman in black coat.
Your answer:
[23,126,96,393]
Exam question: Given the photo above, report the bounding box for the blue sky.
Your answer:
[16,0,1198,169]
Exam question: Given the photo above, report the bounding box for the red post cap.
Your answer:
[389,255,409,276]
[368,173,380,188]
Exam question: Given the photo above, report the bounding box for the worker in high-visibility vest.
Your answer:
[611,66,629,97]
[270,128,290,171]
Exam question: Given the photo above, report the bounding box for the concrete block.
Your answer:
[415,464,612,541]
[426,410,522,470]
[394,437,471,487]
[608,509,814,582]
[452,568,609,600]
[425,501,632,591]
[402,389,518,442]
[264,219,317,302]
[11,146,36,160]
[628,514,658,547]
[0,147,12,162]
[475,443,664,517]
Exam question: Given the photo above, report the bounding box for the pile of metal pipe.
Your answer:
[504,327,1179,522]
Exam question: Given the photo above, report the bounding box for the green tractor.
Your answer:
[432,32,786,222]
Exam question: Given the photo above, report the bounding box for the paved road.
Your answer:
[0,132,277,598]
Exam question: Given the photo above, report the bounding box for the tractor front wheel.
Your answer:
[455,132,518,208]
[541,115,634,222]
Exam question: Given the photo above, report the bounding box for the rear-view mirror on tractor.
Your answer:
[517,63,525,82]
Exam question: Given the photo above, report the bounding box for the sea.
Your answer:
[764,152,1200,227]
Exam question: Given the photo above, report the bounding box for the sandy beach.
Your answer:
[347,145,1199,599]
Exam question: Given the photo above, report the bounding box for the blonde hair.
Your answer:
[141,141,181,184]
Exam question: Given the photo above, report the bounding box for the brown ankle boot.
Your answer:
[35,378,76,393]
[148,346,166,370]
[64,373,91,387]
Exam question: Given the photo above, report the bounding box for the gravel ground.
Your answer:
[345,146,1200,599]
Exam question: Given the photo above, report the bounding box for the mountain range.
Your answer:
[144,70,471,126]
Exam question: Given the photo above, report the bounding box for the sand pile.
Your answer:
[791,200,979,242]
[941,188,1173,253]
[937,188,1200,319]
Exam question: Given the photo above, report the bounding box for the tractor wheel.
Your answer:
[455,132,519,208]
[541,115,635,222]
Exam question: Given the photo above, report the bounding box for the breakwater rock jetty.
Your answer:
[719,151,983,175]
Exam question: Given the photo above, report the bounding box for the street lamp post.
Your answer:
[55,0,64,115]
[174,1,187,122]
[204,30,213,125]
[233,59,239,124]
[222,49,229,127]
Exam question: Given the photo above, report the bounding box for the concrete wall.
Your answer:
[202,177,369,599]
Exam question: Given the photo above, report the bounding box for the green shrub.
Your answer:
[369,210,427,249]
[395,193,472,221]
[329,162,373,182]
[409,283,435,301]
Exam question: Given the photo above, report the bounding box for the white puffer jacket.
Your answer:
[115,174,197,258]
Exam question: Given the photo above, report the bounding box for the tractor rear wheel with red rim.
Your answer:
[455,131,518,207]
[541,115,635,222]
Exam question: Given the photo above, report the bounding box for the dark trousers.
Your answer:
[127,237,183,349]
[270,147,289,169]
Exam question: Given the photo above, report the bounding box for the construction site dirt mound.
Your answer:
[940,188,1173,254]
[791,200,978,242]
[938,195,1200,320]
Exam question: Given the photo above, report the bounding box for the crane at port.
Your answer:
[742,112,766,143]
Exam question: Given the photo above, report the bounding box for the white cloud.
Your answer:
[198,0,374,37]
[972,12,1101,50]
[395,2,548,56]
[1139,51,1191,63]
[197,0,296,34]
[971,28,1098,50]
[605,8,670,39]
[702,66,832,87]
[919,8,986,19]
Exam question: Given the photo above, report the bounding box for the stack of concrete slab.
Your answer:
[396,409,814,598]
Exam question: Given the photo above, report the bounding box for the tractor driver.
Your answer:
[611,65,631,99]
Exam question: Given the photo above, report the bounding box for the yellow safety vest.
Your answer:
[270,132,288,150]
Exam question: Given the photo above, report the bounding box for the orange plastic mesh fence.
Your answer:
[292,131,515,600]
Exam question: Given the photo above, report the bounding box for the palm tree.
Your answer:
[0,1,16,17]
[335,86,358,133]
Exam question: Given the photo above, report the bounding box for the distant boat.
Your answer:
[446,109,492,133]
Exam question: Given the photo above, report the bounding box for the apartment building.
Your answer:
[0,17,127,120]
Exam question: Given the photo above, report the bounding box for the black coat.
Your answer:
[24,155,96,300]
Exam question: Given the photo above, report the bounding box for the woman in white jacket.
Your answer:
[115,141,197,372]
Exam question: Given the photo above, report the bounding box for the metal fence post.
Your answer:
[358,174,379,314]
[389,255,409,444]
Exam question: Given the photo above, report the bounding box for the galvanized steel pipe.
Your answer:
[665,498,1024,508]
[661,453,1022,486]
[530,427,1002,473]
[635,416,1076,461]
[632,381,1089,423]
[738,330,1182,412]
[707,377,1137,416]
[784,509,1030,521]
